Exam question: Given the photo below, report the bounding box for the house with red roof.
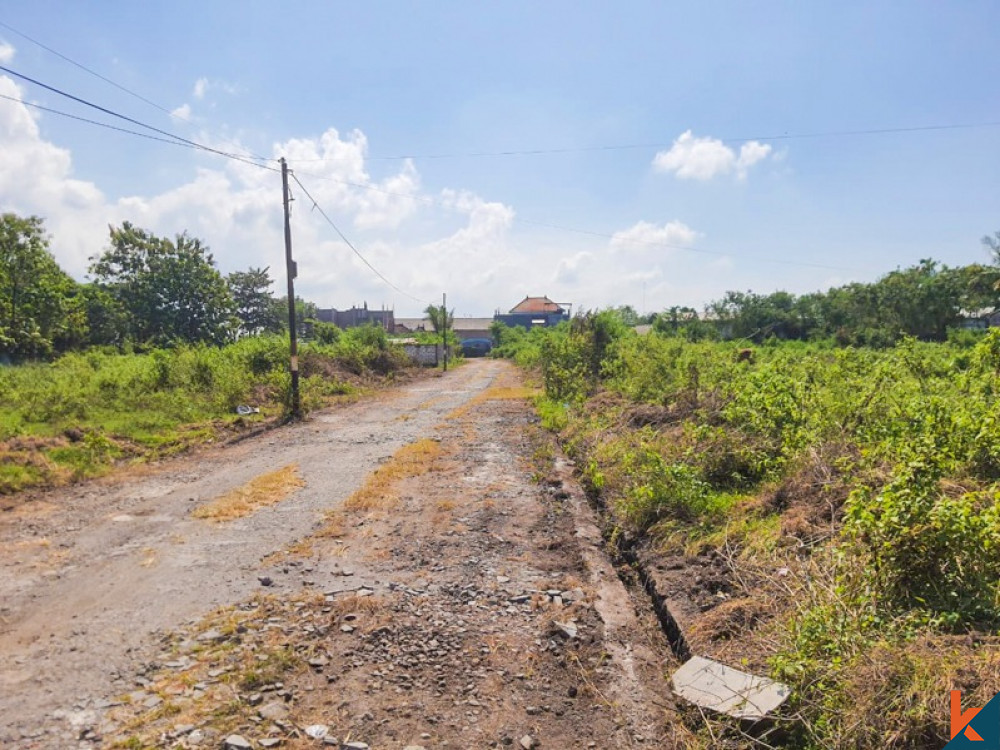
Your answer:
[494,296,571,329]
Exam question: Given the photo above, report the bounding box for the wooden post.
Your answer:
[442,292,448,372]
[280,157,301,418]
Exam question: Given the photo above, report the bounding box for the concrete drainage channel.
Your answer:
[546,455,793,736]
[611,533,692,662]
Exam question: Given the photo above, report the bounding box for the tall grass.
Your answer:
[496,318,1000,748]
[0,330,411,495]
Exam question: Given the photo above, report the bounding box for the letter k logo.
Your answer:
[953,691,985,741]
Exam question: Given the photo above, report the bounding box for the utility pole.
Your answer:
[280,157,301,418]
[442,292,448,372]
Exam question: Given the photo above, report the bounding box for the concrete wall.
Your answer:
[402,343,442,366]
[316,307,394,330]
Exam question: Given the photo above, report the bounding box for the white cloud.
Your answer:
[0,70,519,313]
[280,128,422,231]
[652,130,772,180]
[0,41,15,64]
[171,103,192,119]
[192,77,240,101]
[554,251,594,284]
[0,68,775,318]
[610,220,699,251]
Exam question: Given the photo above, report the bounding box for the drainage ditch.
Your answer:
[547,457,691,661]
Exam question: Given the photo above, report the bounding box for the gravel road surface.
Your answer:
[0,360,676,749]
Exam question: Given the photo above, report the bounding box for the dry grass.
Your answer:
[327,591,389,618]
[319,509,348,538]
[11,537,52,550]
[342,438,444,512]
[192,464,305,522]
[446,384,540,421]
[139,547,158,568]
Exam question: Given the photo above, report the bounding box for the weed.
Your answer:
[192,463,305,522]
[343,438,444,512]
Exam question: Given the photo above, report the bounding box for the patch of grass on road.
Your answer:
[192,464,305,522]
[446,383,540,421]
[343,438,444,513]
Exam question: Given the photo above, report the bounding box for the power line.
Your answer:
[0,63,854,273]
[0,92,270,157]
[287,165,856,272]
[0,20,273,164]
[0,63,275,171]
[288,120,1000,162]
[289,172,432,305]
[0,20,179,119]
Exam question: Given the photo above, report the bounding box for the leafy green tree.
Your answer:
[611,304,640,327]
[956,263,1000,312]
[270,296,317,338]
[651,306,716,341]
[78,283,128,347]
[90,222,236,346]
[228,266,282,336]
[0,213,85,359]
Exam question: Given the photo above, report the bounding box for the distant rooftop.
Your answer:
[509,296,565,314]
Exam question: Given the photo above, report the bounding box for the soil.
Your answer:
[0,360,678,749]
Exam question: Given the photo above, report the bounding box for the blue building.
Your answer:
[494,296,571,329]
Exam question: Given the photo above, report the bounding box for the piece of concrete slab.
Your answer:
[671,655,790,720]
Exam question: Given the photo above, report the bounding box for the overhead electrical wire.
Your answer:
[289,120,1000,162]
[0,60,880,275]
[0,63,276,172]
[0,62,855,274]
[295,124,1000,162]
[6,18,995,167]
[289,172,432,305]
[0,20,273,164]
[0,92,265,155]
[0,19,180,120]
[287,166,856,272]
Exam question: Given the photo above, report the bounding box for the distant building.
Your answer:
[494,296,571,330]
[960,308,1000,330]
[394,317,430,335]
[394,316,494,341]
[316,302,394,330]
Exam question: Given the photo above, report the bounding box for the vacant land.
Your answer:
[495,316,1000,748]
[0,360,676,749]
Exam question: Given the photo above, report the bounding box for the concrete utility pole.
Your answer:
[442,292,448,372]
[280,157,301,418]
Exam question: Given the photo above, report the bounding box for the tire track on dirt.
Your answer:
[0,362,500,747]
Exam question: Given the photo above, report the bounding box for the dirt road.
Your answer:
[0,360,676,749]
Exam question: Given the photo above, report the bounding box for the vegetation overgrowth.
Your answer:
[0,328,411,498]
[495,312,1000,748]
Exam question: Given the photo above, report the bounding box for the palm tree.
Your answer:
[424,303,453,334]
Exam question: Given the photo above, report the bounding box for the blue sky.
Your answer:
[0,2,998,317]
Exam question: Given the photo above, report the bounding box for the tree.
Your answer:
[90,222,236,346]
[983,231,1000,265]
[424,303,453,334]
[271,296,317,338]
[0,213,85,359]
[228,266,282,336]
[78,283,128,347]
[611,305,640,326]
